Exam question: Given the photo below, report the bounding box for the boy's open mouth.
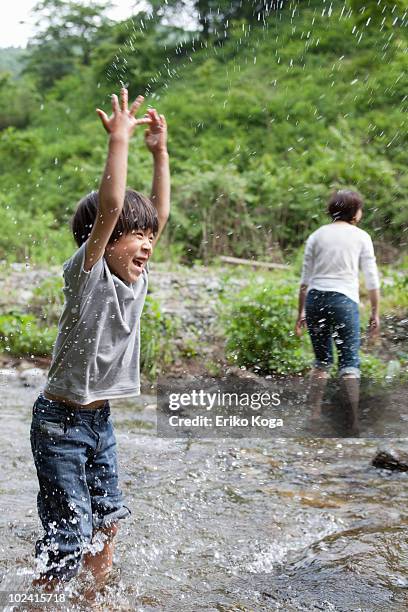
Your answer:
[131,257,147,271]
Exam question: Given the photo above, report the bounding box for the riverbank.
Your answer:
[0,259,407,389]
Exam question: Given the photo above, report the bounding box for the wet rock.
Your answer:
[371,449,408,472]
[18,359,39,371]
[19,367,47,388]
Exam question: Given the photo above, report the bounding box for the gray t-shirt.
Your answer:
[44,240,148,404]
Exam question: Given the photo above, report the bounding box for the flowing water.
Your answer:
[0,376,408,611]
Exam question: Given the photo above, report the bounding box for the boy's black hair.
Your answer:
[71,189,159,247]
[327,189,363,223]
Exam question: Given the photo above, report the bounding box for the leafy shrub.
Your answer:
[0,127,40,169]
[0,198,72,265]
[223,280,312,375]
[0,311,56,357]
[140,295,181,378]
[0,73,34,130]
[359,352,386,381]
[349,0,407,30]
[380,271,408,314]
[171,165,263,262]
[31,275,65,325]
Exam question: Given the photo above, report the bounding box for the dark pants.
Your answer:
[305,289,360,378]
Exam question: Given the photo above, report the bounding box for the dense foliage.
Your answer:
[0,311,56,356]
[223,279,312,374]
[0,0,406,266]
[140,295,182,377]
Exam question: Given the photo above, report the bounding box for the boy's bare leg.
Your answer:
[308,368,329,419]
[32,576,62,592]
[31,524,119,593]
[82,523,119,584]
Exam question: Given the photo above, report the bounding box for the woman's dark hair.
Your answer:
[71,189,159,247]
[327,189,363,223]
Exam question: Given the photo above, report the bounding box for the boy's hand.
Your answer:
[144,109,168,155]
[96,88,151,139]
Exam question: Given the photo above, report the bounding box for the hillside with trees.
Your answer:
[0,0,406,265]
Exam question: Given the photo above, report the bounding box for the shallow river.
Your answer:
[0,376,408,611]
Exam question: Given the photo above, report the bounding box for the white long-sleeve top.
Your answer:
[300,222,380,304]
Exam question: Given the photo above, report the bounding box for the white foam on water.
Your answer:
[246,513,345,573]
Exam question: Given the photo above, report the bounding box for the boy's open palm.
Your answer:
[96,88,151,138]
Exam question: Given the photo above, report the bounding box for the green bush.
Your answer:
[0,73,34,130]
[0,311,56,357]
[31,275,65,325]
[223,280,312,375]
[349,0,407,30]
[0,127,40,169]
[380,270,408,315]
[171,165,260,262]
[140,295,181,378]
[359,352,386,381]
[0,197,72,265]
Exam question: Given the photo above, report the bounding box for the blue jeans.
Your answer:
[30,393,131,581]
[305,289,361,378]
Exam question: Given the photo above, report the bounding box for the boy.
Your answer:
[30,87,170,589]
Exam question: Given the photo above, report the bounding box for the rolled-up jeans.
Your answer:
[305,289,360,378]
[30,393,131,581]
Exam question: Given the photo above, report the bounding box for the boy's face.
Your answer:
[105,228,154,284]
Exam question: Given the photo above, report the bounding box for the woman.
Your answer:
[295,190,380,434]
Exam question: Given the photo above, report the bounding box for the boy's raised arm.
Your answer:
[144,110,170,245]
[84,88,150,272]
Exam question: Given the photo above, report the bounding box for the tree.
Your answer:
[23,0,113,88]
[143,0,288,39]
[92,14,168,94]
[196,0,227,38]
[350,0,408,30]
[0,72,34,129]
